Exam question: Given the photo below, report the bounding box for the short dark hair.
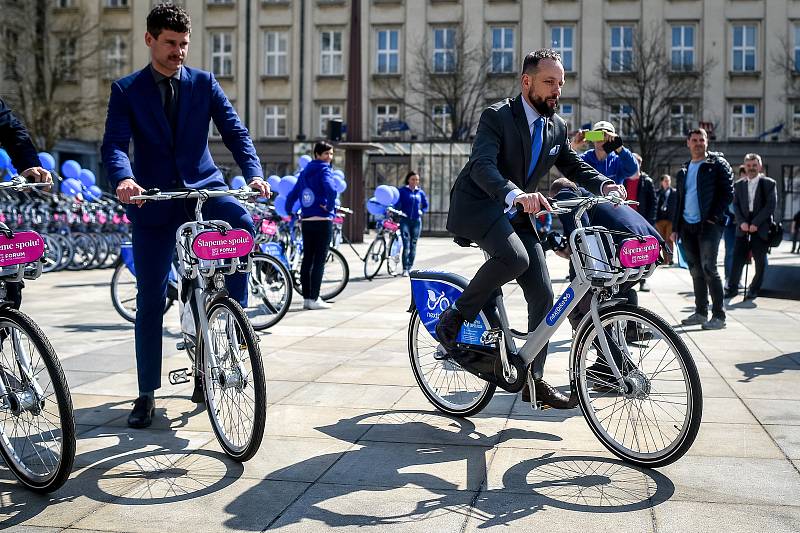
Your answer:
[404,171,419,184]
[147,3,191,39]
[549,177,577,197]
[660,174,671,183]
[686,127,708,140]
[521,49,562,76]
[314,141,333,157]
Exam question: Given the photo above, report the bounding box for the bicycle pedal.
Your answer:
[168,368,192,385]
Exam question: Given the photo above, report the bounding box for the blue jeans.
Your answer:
[399,218,422,271]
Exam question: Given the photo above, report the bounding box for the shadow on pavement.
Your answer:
[221,410,674,530]
[736,352,800,382]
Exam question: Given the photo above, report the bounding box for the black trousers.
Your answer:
[455,215,553,379]
[680,222,725,319]
[728,233,769,294]
[300,220,332,301]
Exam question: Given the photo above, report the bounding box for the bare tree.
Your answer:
[376,22,515,141]
[584,22,714,174]
[0,0,103,152]
[770,35,800,101]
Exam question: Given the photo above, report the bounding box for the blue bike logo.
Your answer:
[426,290,450,312]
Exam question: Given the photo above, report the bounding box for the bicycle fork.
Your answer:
[0,330,45,416]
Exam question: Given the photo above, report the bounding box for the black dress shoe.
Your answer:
[435,306,464,350]
[744,289,758,300]
[724,289,738,299]
[521,379,577,409]
[127,395,155,429]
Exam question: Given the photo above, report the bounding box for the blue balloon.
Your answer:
[298,154,312,171]
[231,175,247,189]
[79,169,96,187]
[390,185,400,204]
[274,196,288,217]
[61,178,82,196]
[367,197,386,217]
[374,185,397,206]
[266,175,281,190]
[332,169,344,179]
[277,176,297,196]
[85,185,102,201]
[0,149,9,170]
[333,177,347,194]
[38,152,55,171]
[61,160,81,180]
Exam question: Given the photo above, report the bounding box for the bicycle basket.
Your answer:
[571,227,659,287]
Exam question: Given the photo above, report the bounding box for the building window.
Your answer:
[550,26,574,72]
[105,0,128,6]
[105,34,127,79]
[264,31,288,76]
[432,27,456,73]
[491,27,515,74]
[319,103,342,137]
[210,32,234,77]
[794,24,800,71]
[320,30,343,75]
[57,37,78,81]
[669,103,695,137]
[793,104,800,137]
[730,102,757,137]
[56,0,76,7]
[375,103,400,137]
[559,102,575,133]
[609,25,634,72]
[208,0,234,4]
[431,103,452,137]
[671,25,695,71]
[609,103,633,137]
[731,24,757,72]
[376,29,399,74]
[263,104,287,138]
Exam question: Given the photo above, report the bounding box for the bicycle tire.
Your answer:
[363,236,386,280]
[246,252,293,330]
[0,307,75,492]
[386,233,403,277]
[67,232,97,271]
[88,233,110,270]
[319,247,349,301]
[407,310,495,417]
[110,262,173,323]
[198,298,266,462]
[51,233,73,271]
[40,234,61,274]
[573,303,702,468]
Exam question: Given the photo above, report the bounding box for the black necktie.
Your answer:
[162,77,177,135]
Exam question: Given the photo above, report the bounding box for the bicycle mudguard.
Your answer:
[260,241,290,269]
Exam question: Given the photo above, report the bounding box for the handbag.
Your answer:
[768,220,783,248]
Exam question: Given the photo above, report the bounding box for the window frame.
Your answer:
[432,27,456,74]
[550,25,575,72]
[375,28,400,74]
[263,103,288,138]
[490,26,515,74]
[729,101,758,138]
[263,30,289,76]
[608,24,634,72]
[731,23,757,73]
[670,24,695,72]
[210,31,234,78]
[320,30,343,76]
[318,103,343,138]
[374,102,401,137]
[105,33,128,80]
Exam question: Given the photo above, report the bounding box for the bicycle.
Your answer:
[407,194,702,468]
[110,241,178,323]
[0,176,75,492]
[131,187,266,462]
[363,206,405,280]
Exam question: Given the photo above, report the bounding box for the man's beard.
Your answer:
[528,88,558,118]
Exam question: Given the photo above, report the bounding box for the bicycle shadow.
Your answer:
[0,397,243,529]
[222,410,674,530]
[735,352,800,382]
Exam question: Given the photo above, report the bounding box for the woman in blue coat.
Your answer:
[285,142,338,309]
[395,171,428,276]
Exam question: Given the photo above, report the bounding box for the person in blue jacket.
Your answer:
[285,142,337,309]
[571,121,639,185]
[394,171,428,276]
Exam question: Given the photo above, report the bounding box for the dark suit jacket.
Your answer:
[447,94,610,241]
[733,176,777,240]
[656,186,677,222]
[0,98,39,171]
[101,65,262,227]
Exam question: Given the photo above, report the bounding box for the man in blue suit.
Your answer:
[101,3,269,429]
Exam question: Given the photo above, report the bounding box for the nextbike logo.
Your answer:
[426,289,450,312]
[546,287,574,326]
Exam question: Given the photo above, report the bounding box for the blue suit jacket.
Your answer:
[101,65,262,226]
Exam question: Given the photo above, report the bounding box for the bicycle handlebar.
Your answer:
[131,187,260,202]
[1,176,52,191]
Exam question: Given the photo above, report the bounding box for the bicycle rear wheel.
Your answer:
[245,252,292,330]
[319,247,349,301]
[110,262,173,323]
[573,304,702,468]
[199,298,266,462]
[363,236,385,280]
[407,310,495,417]
[0,308,75,492]
[67,232,97,271]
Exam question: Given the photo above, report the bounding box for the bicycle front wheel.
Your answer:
[573,304,702,468]
[0,308,75,492]
[319,247,349,301]
[199,298,266,462]
[245,252,293,330]
[363,236,386,280]
[386,233,403,277]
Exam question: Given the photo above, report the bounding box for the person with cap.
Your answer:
[571,121,639,185]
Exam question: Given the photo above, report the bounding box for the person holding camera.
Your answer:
[571,121,639,185]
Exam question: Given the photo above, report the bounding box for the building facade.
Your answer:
[1,0,799,226]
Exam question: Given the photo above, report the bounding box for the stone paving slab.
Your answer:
[2,237,799,531]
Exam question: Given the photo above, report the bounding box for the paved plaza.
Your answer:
[2,237,800,532]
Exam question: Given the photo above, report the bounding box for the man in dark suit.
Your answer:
[436,49,625,409]
[725,153,777,300]
[0,98,53,309]
[102,4,269,429]
[655,174,677,264]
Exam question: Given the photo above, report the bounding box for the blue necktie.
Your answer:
[528,117,544,181]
